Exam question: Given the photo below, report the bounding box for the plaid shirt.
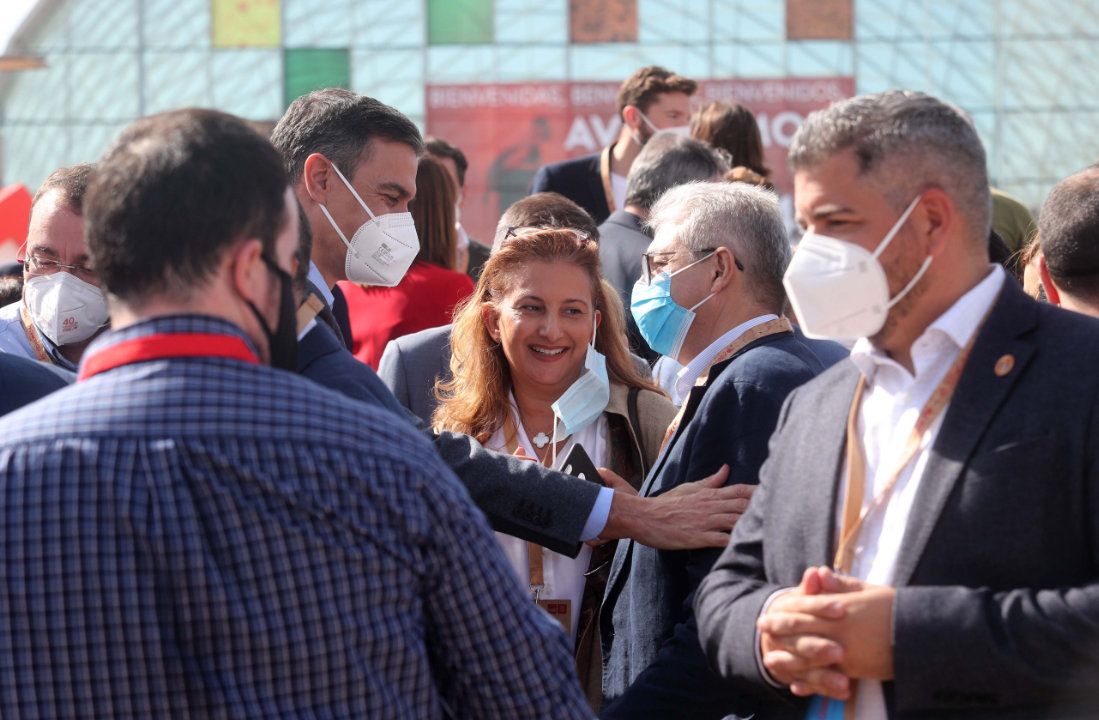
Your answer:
[0,315,590,719]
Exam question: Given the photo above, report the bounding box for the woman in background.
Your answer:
[433,228,675,709]
[341,156,474,368]
[691,101,772,189]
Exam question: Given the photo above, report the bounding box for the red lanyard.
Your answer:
[78,332,259,381]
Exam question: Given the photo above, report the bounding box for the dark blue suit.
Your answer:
[530,151,610,224]
[0,353,72,416]
[600,331,835,719]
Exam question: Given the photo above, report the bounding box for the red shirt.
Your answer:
[339,261,475,369]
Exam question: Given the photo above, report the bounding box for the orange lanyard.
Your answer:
[19,304,53,364]
[834,332,979,573]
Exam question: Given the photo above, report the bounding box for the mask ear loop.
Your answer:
[871,194,927,309]
[327,161,378,220]
[871,194,922,261]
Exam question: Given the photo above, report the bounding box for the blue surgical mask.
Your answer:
[630,252,716,359]
[549,317,610,464]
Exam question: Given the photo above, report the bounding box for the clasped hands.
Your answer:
[757,567,896,700]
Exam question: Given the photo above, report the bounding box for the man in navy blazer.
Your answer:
[599,182,839,718]
[530,66,696,224]
[697,91,1099,720]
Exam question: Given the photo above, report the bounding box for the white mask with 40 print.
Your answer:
[23,271,109,346]
[317,162,420,287]
[783,195,928,342]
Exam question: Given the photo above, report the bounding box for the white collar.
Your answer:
[851,264,1006,382]
[674,313,778,399]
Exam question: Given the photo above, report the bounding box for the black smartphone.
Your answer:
[557,443,603,485]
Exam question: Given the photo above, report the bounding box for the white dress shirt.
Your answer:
[841,265,1005,719]
[485,397,606,643]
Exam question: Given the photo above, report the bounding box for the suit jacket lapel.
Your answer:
[640,381,709,496]
[809,365,861,569]
[892,281,1038,586]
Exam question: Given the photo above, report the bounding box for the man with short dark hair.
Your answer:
[0,163,105,369]
[599,132,731,363]
[531,66,697,223]
[0,108,591,718]
[698,91,1099,720]
[1037,165,1099,317]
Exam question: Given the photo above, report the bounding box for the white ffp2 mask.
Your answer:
[317,162,420,287]
[783,195,929,342]
[23,271,109,346]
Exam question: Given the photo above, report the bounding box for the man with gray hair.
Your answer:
[598,181,835,719]
[599,132,730,362]
[698,91,1099,720]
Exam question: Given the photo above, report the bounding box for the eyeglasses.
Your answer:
[24,253,98,282]
[641,247,743,284]
[502,225,591,242]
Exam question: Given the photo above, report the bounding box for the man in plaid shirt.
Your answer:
[0,108,590,719]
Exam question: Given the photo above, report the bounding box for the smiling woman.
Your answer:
[432,227,676,709]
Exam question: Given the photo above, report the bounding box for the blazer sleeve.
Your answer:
[377,339,411,411]
[694,387,803,706]
[431,430,598,558]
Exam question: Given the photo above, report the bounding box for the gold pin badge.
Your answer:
[994,354,1014,377]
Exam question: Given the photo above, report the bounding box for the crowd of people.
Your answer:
[0,63,1098,720]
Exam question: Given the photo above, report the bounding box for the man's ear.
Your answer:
[230,238,268,307]
[621,104,642,131]
[301,153,333,205]
[915,188,955,257]
[1038,253,1061,306]
[709,247,735,294]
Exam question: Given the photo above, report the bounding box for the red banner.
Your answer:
[426,77,855,243]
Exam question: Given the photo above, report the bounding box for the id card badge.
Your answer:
[805,696,845,720]
[537,598,572,635]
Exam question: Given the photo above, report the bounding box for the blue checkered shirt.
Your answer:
[0,315,590,719]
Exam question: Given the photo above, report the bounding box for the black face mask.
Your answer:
[246,254,299,372]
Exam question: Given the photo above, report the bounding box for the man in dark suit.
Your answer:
[599,132,731,363]
[697,91,1099,720]
[599,181,839,719]
[530,66,696,224]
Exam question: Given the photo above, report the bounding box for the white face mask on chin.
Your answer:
[23,271,109,346]
[783,194,929,342]
[316,162,421,287]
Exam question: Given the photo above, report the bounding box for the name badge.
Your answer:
[537,598,572,634]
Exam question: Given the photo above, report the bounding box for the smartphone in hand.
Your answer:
[557,443,603,485]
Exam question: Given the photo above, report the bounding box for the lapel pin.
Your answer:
[994,354,1014,377]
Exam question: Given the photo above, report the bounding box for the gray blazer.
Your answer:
[377,324,452,425]
[696,281,1099,719]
